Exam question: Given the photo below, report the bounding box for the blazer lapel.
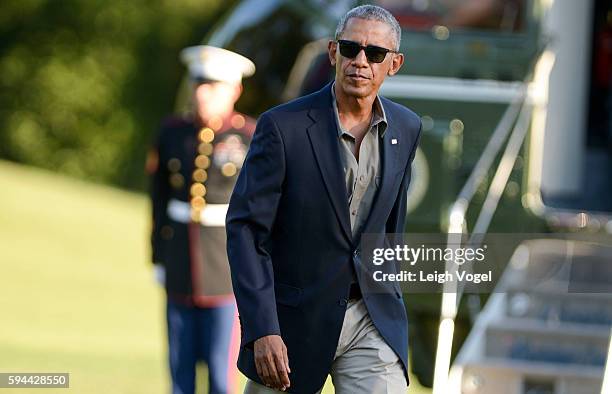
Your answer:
[358,113,402,239]
[306,89,352,243]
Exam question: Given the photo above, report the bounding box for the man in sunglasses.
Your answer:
[226,4,421,393]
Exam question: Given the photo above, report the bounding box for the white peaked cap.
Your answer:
[180,45,255,84]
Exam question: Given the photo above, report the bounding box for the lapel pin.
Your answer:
[391,138,398,145]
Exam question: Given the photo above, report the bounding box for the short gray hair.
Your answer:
[334,5,401,51]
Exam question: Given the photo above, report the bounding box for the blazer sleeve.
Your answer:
[226,112,286,346]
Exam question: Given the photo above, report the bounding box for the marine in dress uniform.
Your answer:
[147,45,256,394]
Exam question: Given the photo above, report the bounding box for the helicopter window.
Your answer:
[219,5,312,115]
[375,0,525,33]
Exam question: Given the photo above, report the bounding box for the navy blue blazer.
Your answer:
[226,82,421,393]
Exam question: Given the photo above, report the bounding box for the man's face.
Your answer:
[329,18,404,99]
[193,81,241,121]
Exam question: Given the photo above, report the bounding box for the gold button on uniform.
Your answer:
[198,142,213,155]
[195,155,210,169]
[161,225,174,240]
[199,128,215,143]
[190,210,201,223]
[190,183,206,197]
[191,196,206,209]
[167,158,181,172]
[193,169,208,182]
[169,173,185,189]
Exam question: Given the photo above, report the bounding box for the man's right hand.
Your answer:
[253,334,291,391]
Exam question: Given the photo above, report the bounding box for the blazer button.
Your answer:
[338,299,348,307]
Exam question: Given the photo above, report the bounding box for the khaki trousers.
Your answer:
[244,299,407,394]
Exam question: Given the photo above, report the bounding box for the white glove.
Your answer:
[153,264,165,286]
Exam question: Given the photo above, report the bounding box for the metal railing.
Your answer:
[430,47,561,393]
[431,87,533,394]
[430,45,612,393]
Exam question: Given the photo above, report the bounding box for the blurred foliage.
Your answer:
[0,0,237,190]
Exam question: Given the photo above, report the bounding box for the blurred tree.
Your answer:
[0,0,237,190]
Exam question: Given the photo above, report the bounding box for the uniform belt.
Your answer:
[167,198,229,226]
[348,283,362,301]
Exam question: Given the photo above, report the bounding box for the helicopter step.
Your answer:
[448,239,612,394]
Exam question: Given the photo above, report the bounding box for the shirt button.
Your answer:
[351,210,356,216]
[359,175,365,183]
[353,250,359,257]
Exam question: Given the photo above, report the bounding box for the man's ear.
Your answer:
[387,53,405,76]
[328,40,337,67]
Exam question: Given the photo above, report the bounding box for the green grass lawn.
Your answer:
[0,161,430,394]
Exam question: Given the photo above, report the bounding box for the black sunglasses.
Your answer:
[336,40,397,63]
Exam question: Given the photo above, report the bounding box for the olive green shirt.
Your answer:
[331,83,387,238]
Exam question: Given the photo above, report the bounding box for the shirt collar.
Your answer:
[331,82,388,138]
